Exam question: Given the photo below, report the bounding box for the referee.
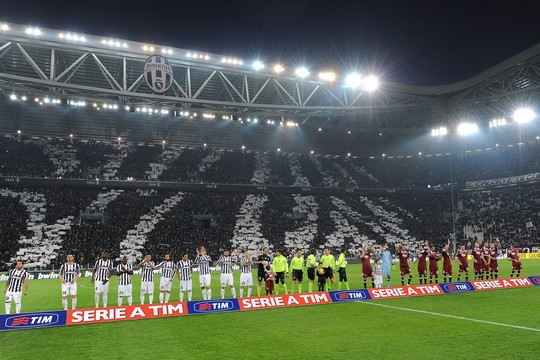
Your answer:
[255,247,271,296]
[289,249,305,293]
[306,249,317,293]
[319,248,335,291]
[272,249,288,295]
[337,248,350,290]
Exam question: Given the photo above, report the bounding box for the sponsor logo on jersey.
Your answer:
[1,311,66,331]
[440,282,474,293]
[188,299,240,314]
[329,290,371,302]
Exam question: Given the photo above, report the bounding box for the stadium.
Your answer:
[1,10,540,360]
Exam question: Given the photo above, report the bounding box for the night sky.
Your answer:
[3,0,540,85]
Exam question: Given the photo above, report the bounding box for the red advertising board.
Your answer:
[239,292,331,310]
[368,284,443,299]
[67,302,187,325]
[470,277,534,291]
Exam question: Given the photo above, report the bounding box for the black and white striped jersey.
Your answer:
[194,254,212,276]
[7,268,27,292]
[177,259,192,281]
[140,261,155,282]
[116,263,133,285]
[240,256,252,274]
[59,262,80,283]
[216,256,237,274]
[156,261,176,279]
[93,259,113,282]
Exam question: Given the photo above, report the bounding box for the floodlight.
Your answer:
[513,108,535,124]
[363,76,379,91]
[273,64,284,74]
[318,72,336,82]
[457,122,479,136]
[345,73,362,88]
[253,61,264,71]
[295,67,309,78]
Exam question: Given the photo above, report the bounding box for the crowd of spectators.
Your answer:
[0,195,31,268]
[115,145,162,180]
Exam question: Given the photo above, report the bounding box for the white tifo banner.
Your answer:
[466,172,540,188]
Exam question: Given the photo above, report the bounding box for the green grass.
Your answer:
[3,260,540,359]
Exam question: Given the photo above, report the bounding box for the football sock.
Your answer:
[159,293,164,303]
[308,283,313,293]
[102,294,108,307]
[239,288,244,298]
[510,271,514,277]
[494,271,498,279]
[363,279,367,288]
[148,293,153,304]
[408,275,412,285]
[282,285,288,294]
[72,298,77,309]
[290,284,295,294]
[207,289,212,299]
[371,281,375,288]
[221,288,225,299]
[180,292,184,301]
[117,297,122,307]
[231,288,236,298]
[5,302,11,314]
[257,285,261,296]
[338,282,342,290]
[15,303,21,313]
[247,287,252,297]
[188,290,192,301]
[165,292,170,303]
[95,293,100,307]
[127,295,132,306]
[345,282,350,290]
[202,290,207,300]
[516,271,521,277]
[62,298,68,310]
[401,277,405,286]
[298,284,302,293]
[140,294,145,304]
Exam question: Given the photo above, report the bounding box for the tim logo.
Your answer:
[441,282,474,293]
[529,276,540,286]
[331,290,370,302]
[193,300,236,313]
[5,313,60,328]
[144,55,173,94]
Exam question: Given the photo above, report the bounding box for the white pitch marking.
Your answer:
[362,301,540,332]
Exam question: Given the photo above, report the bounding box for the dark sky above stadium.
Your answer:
[3,0,540,85]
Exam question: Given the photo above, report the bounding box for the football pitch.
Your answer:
[3,261,539,360]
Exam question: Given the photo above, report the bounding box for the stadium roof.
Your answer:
[1,22,540,155]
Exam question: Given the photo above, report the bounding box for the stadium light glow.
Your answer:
[513,108,535,124]
[489,117,507,128]
[59,33,86,42]
[457,122,479,136]
[285,121,297,127]
[241,145,246,150]
[431,126,448,136]
[1,24,9,31]
[25,27,41,36]
[253,61,264,71]
[345,73,362,88]
[310,150,314,155]
[295,67,310,78]
[21,96,27,101]
[277,148,281,152]
[318,72,336,82]
[363,76,379,91]
[17,130,21,134]
[273,64,285,74]
[9,94,16,100]
[143,46,155,52]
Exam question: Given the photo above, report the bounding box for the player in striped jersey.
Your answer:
[91,251,113,308]
[177,253,193,301]
[58,254,80,310]
[216,249,238,299]
[156,253,176,303]
[116,256,133,306]
[239,250,254,298]
[195,246,212,300]
[4,260,29,314]
[138,254,156,304]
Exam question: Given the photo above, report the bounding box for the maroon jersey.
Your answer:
[265,271,274,291]
[482,247,491,263]
[428,252,440,274]
[472,248,483,263]
[398,250,410,267]
[507,248,521,261]
[361,251,374,277]
[457,250,469,271]
[417,250,428,274]
[442,249,451,265]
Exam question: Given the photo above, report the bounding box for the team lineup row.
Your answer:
[3,241,525,314]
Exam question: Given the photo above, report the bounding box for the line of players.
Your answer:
[358,239,524,289]
[3,240,525,313]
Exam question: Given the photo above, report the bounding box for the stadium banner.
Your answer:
[329,289,372,302]
[519,253,540,260]
[0,310,66,331]
[439,282,475,294]
[239,292,331,310]
[67,302,187,325]
[528,276,540,286]
[187,299,240,314]
[465,172,540,188]
[470,277,534,291]
[368,284,443,299]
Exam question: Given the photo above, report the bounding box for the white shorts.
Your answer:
[94,280,110,294]
[5,291,22,303]
[62,282,77,296]
[118,284,132,297]
[159,277,173,292]
[240,273,253,287]
[199,274,211,288]
[180,280,192,292]
[141,281,154,294]
[220,273,234,287]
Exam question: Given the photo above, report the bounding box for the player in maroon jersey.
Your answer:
[507,244,523,278]
[472,242,483,280]
[428,246,440,284]
[489,238,501,279]
[360,242,375,288]
[415,240,429,284]
[456,245,469,281]
[481,241,491,280]
[396,243,413,286]
[441,239,453,283]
